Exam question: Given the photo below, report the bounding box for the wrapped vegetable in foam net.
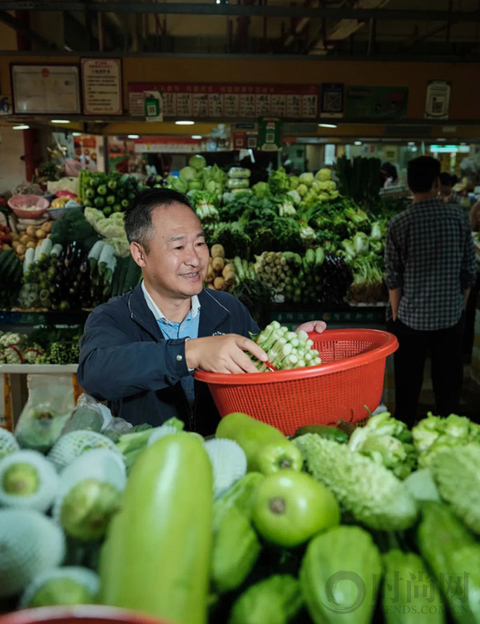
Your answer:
[0,450,59,512]
[0,508,65,598]
[20,566,99,608]
[0,428,20,460]
[48,430,123,472]
[53,448,127,542]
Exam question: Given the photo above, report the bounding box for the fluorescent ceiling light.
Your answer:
[354,141,362,146]
[51,119,70,124]
[408,141,415,146]
[12,125,29,130]
[318,123,337,128]
[128,134,139,139]
[72,132,81,137]
[191,135,202,139]
[175,120,194,126]
[436,138,446,142]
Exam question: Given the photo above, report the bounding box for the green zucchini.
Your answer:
[99,433,213,624]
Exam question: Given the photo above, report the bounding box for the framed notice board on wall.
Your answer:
[11,64,81,115]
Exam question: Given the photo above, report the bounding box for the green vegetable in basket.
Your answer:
[249,321,321,371]
[294,424,349,444]
[216,413,301,475]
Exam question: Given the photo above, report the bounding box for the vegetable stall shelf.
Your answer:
[195,329,398,436]
[0,606,175,624]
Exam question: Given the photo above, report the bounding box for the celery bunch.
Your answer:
[250,321,321,371]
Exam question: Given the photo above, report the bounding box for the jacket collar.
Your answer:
[127,284,230,340]
[127,284,163,340]
[198,289,231,337]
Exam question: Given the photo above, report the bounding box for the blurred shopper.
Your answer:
[385,156,477,425]
[439,172,462,204]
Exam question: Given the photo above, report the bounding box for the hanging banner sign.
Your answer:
[425,80,451,119]
[128,83,318,119]
[81,58,123,115]
[320,83,344,118]
[258,118,282,151]
[345,86,408,120]
[144,91,163,122]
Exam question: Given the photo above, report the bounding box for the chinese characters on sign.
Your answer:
[128,83,319,119]
[425,81,451,119]
[81,58,122,115]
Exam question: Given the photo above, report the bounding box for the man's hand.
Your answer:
[185,334,267,374]
[295,320,327,334]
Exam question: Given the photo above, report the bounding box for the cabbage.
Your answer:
[289,176,299,190]
[189,154,206,171]
[370,222,383,241]
[299,172,314,186]
[316,168,331,182]
[325,180,337,191]
[228,167,251,179]
[287,190,301,205]
[188,180,204,191]
[354,232,369,255]
[297,184,308,197]
[252,181,270,199]
[172,177,188,194]
[179,166,196,182]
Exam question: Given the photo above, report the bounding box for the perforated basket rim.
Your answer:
[194,328,398,386]
[0,606,176,624]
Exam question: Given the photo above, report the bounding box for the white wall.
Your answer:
[0,127,26,195]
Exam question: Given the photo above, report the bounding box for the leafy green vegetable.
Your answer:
[348,412,417,479]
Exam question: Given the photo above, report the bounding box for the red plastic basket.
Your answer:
[195,329,398,436]
[0,606,174,624]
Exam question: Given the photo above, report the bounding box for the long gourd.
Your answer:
[99,433,213,624]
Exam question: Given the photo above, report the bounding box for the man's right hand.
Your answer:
[185,334,268,374]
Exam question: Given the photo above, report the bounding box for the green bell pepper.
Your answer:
[97,184,108,196]
[106,195,116,206]
[94,196,105,208]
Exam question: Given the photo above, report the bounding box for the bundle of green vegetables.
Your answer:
[249,321,321,371]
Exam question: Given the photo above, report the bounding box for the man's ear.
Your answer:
[130,241,147,267]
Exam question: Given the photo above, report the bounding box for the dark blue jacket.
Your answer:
[77,284,259,435]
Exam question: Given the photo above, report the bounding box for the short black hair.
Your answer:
[439,172,453,187]
[124,188,192,250]
[381,162,398,182]
[407,156,440,194]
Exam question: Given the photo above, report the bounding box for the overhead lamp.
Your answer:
[191,135,202,140]
[128,134,140,139]
[51,119,70,124]
[318,123,337,129]
[354,141,362,146]
[437,138,446,142]
[175,120,194,126]
[12,124,29,130]
[408,141,415,146]
[72,132,81,137]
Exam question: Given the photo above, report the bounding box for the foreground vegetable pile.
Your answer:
[1,407,480,624]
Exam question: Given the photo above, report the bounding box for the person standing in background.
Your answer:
[439,172,462,204]
[385,156,477,426]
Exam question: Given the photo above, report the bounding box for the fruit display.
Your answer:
[0,328,81,365]
[1,406,480,624]
[79,170,145,217]
[0,222,52,261]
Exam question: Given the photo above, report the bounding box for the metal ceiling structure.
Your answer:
[1,0,480,60]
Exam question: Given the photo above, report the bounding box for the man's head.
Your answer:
[125,189,209,300]
[439,172,454,197]
[407,156,441,196]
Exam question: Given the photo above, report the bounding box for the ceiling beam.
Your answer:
[0,10,60,49]
[2,2,480,22]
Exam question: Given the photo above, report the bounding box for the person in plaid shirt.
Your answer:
[385,156,477,425]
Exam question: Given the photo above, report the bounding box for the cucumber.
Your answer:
[99,433,213,624]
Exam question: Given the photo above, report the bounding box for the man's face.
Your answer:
[133,202,209,299]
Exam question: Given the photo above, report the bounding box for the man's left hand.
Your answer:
[295,320,327,334]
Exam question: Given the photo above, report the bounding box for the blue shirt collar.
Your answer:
[141,281,201,325]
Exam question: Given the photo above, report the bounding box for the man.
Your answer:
[385,156,477,426]
[78,189,325,435]
[439,172,461,204]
